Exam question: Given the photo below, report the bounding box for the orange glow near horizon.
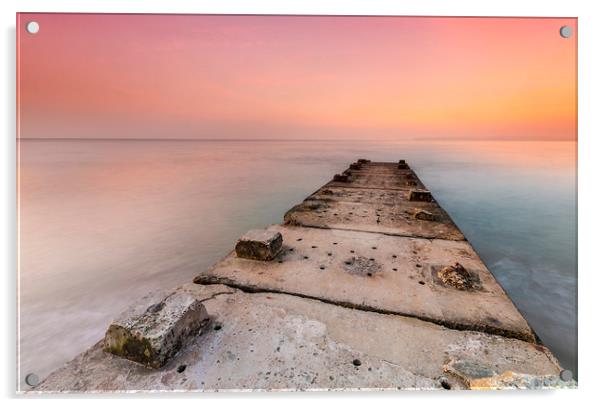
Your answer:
[17,14,577,141]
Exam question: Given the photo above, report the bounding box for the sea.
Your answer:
[18,139,577,385]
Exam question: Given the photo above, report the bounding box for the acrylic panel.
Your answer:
[16,13,577,392]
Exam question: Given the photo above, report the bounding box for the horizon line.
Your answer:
[17,137,576,142]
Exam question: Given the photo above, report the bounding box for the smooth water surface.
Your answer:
[18,139,577,384]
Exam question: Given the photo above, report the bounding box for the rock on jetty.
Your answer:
[31,160,573,392]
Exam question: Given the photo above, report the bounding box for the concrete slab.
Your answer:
[34,284,560,392]
[328,162,426,190]
[235,229,283,261]
[309,186,423,205]
[194,225,535,342]
[104,289,210,368]
[284,197,465,241]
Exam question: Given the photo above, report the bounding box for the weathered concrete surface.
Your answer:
[235,229,283,261]
[34,284,561,392]
[194,224,535,342]
[327,162,426,190]
[309,186,425,205]
[285,195,464,240]
[104,288,210,368]
[444,360,576,390]
[286,170,464,240]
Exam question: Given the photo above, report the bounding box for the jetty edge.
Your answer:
[30,160,575,392]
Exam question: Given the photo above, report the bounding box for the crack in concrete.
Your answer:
[282,222,466,242]
[194,277,536,344]
[198,290,237,303]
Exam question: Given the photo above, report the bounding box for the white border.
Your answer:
[2,1,600,406]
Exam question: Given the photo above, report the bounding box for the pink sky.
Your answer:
[17,14,577,140]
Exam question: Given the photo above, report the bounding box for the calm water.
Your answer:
[18,139,577,385]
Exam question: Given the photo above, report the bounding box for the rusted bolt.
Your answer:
[414,209,436,221]
[398,160,409,169]
[437,263,474,290]
[408,190,433,202]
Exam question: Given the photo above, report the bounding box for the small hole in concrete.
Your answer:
[289,248,294,251]
[327,252,332,256]
[303,256,309,259]
[345,261,352,265]
[333,242,338,245]
[177,365,187,373]
[311,245,317,248]
[352,359,362,366]
[392,255,397,258]
[367,272,373,277]
[419,281,425,285]
[278,260,283,263]
[393,268,398,271]
[369,258,375,261]
[372,246,377,250]
[320,266,325,270]
[297,238,303,241]
[350,250,355,253]
[416,264,422,268]
[214,323,222,331]
[440,379,451,390]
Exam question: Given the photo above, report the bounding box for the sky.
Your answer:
[17,14,577,141]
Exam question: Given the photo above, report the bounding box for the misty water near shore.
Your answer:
[18,139,577,384]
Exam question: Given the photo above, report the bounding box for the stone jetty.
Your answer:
[31,160,573,392]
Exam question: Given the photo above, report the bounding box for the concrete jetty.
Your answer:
[32,160,572,392]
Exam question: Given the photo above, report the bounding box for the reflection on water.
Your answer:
[18,139,577,384]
